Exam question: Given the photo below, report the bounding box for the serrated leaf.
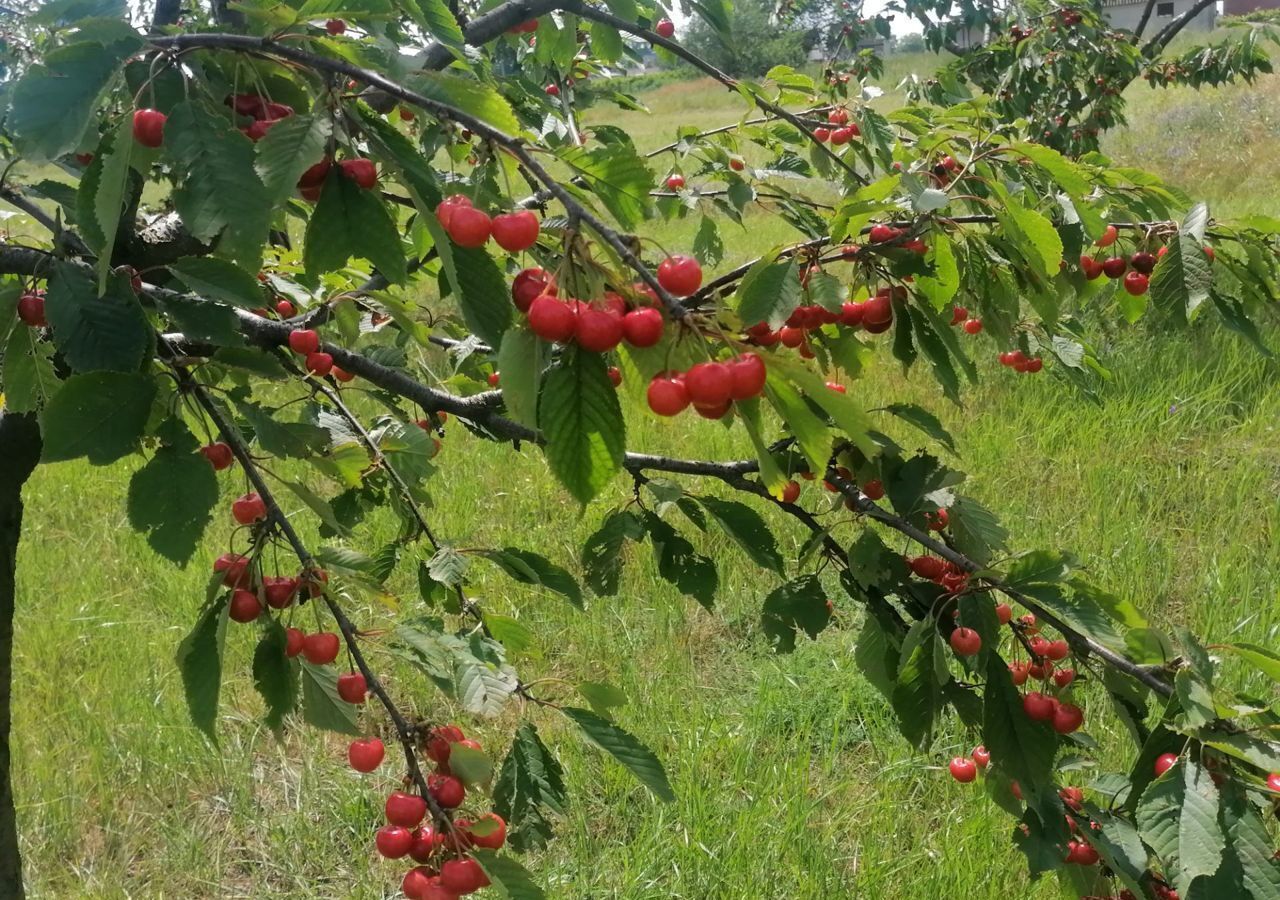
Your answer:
[496,326,543,429]
[997,192,1063,278]
[76,120,132,284]
[474,849,547,900]
[1151,234,1213,321]
[402,0,465,55]
[2,327,59,414]
[914,234,959,311]
[1013,142,1093,196]
[982,651,1057,799]
[449,245,512,349]
[561,143,654,230]
[736,253,801,329]
[1175,757,1226,890]
[255,113,332,206]
[158,295,244,348]
[44,264,149,373]
[914,188,949,212]
[277,478,351,537]
[253,621,298,733]
[761,574,831,653]
[948,495,1008,566]
[696,496,783,574]
[299,661,360,735]
[480,548,582,607]
[449,741,494,787]
[494,722,568,852]
[239,402,330,459]
[1175,669,1215,730]
[561,706,674,801]
[304,169,407,283]
[127,440,217,565]
[882,402,957,453]
[1218,643,1280,682]
[166,101,271,266]
[539,348,625,505]
[1221,780,1280,900]
[643,511,718,609]
[854,611,900,699]
[582,508,641,596]
[175,594,229,742]
[408,71,520,135]
[427,546,469,585]
[692,214,725,267]
[40,371,155,464]
[891,618,942,749]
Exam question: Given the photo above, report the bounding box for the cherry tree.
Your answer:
[1,0,1279,897]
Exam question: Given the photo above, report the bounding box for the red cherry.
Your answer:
[1025,357,1044,373]
[263,576,297,609]
[231,492,267,525]
[665,174,685,190]
[813,127,831,142]
[684,362,733,407]
[376,825,413,858]
[646,373,689,417]
[1029,660,1053,680]
[972,745,991,768]
[427,773,466,809]
[908,556,946,580]
[132,109,166,148]
[409,825,444,862]
[1052,702,1084,734]
[655,17,675,37]
[490,210,540,252]
[574,307,623,353]
[962,318,982,334]
[1079,255,1103,280]
[440,858,490,893]
[948,305,967,326]
[1045,639,1070,661]
[214,552,251,587]
[544,83,560,96]
[949,627,981,656]
[302,632,340,665]
[1203,245,1215,262]
[830,126,855,145]
[1066,840,1099,865]
[288,329,320,355]
[338,158,377,190]
[868,224,898,244]
[75,152,94,165]
[861,293,892,325]
[228,589,262,623]
[861,479,884,501]
[1130,251,1157,274]
[16,293,46,327]
[1096,224,1118,247]
[347,737,385,773]
[425,725,466,764]
[446,206,492,248]
[386,791,428,828]
[828,108,849,125]
[527,296,576,343]
[305,351,333,376]
[274,299,295,318]
[435,194,472,230]
[1264,772,1280,792]
[284,627,305,658]
[1054,668,1076,688]
[299,185,321,202]
[298,156,332,186]
[1123,272,1149,296]
[927,508,949,531]
[200,442,234,470]
[1101,256,1127,278]
[780,480,801,503]
[728,353,767,400]
[729,157,745,172]
[1023,691,1056,721]
[949,757,977,783]
[778,326,805,348]
[337,672,368,704]
[1009,662,1030,686]
[826,381,847,394]
[332,366,354,383]
[621,307,664,347]
[468,812,507,850]
[607,366,622,387]
[1154,753,1178,777]
[325,17,346,34]
[656,255,703,297]
[1060,785,1084,811]
[511,267,555,312]
[839,301,864,327]
[995,602,1013,624]
[400,867,435,900]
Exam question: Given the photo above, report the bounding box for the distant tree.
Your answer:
[682,0,810,75]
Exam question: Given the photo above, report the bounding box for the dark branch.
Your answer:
[1143,0,1215,52]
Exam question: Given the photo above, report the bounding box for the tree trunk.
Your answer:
[0,411,41,900]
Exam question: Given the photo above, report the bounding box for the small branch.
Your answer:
[644,106,833,158]
[1143,0,1216,53]
[0,186,90,257]
[1134,0,1160,41]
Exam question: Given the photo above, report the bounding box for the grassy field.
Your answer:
[8,52,1280,899]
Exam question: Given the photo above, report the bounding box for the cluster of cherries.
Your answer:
[225,92,296,143]
[645,353,767,419]
[436,194,540,252]
[949,303,983,335]
[373,725,507,898]
[1079,224,1155,296]
[743,284,900,355]
[811,107,860,145]
[286,327,356,380]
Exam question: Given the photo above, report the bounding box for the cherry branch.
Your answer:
[563,1,867,186]
[166,355,454,828]
[643,106,834,158]
[147,32,693,323]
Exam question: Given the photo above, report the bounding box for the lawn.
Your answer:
[7,50,1280,899]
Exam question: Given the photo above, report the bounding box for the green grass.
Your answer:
[9,59,1280,899]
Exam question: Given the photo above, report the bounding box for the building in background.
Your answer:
[1102,0,1217,32]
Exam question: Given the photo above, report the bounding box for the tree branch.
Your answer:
[1143,0,1216,53]
[1133,0,1161,41]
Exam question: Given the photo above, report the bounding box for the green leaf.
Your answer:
[449,741,494,787]
[581,508,641,596]
[914,234,959,311]
[891,618,942,749]
[402,0,466,55]
[997,192,1064,278]
[299,660,360,735]
[278,478,351,537]
[494,722,568,852]
[736,253,801,329]
[127,440,218,566]
[1218,642,1280,682]
[408,71,520,135]
[40,371,155,464]
[539,348,625,504]
[577,681,627,718]
[240,402,330,459]
[1078,803,1151,897]
[158,295,245,348]
[764,374,830,475]
[473,849,548,900]
[449,245,512,349]
[1174,758,1227,890]
[296,0,392,15]
[981,651,1057,799]
[765,352,876,456]
[304,170,407,283]
[495,326,543,429]
[427,546,469,585]
[642,511,718,609]
[854,611,900,700]
[1221,780,1280,900]
[174,593,229,743]
[480,548,583,608]
[76,120,133,284]
[561,706,674,801]
[947,496,1008,567]
[882,403,957,454]
[761,574,831,653]
[7,40,134,161]
[30,0,128,26]
[45,264,149,373]
[2,327,59,414]
[254,113,332,206]
[696,496,784,574]
[396,625,519,717]
[1174,669,1215,730]
[253,621,298,734]
[692,214,725,267]
[560,144,654,230]
[166,101,271,267]
[1012,142,1093,196]
[1151,234,1213,321]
